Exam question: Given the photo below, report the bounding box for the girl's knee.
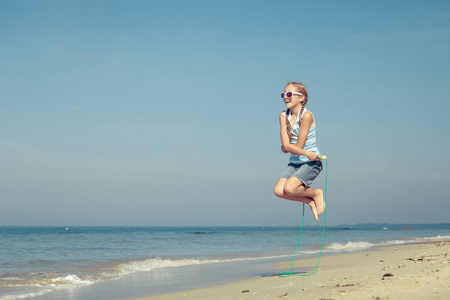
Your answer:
[274,179,287,198]
[283,185,295,196]
[274,185,284,198]
[284,179,304,196]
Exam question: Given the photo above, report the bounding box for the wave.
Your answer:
[2,235,449,300]
[111,255,293,277]
[379,235,450,246]
[415,235,450,241]
[318,235,450,255]
[113,257,222,277]
[0,274,95,300]
[327,241,375,252]
[0,255,288,300]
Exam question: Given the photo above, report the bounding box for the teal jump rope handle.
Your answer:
[320,155,327,160]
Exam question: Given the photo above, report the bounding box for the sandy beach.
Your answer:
[129,240,450,300]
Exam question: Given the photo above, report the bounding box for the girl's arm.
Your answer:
[279,111,319,161]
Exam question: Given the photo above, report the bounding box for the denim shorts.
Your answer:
[280,161,323,186]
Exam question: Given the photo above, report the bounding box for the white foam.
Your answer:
[417,235,450,241]
[115,257,221,276]
[50,274,94,286]
[326,235,450,254]
[113,255,291,278]
[380,235,450,246]
[0,274,94,300]
[0,288,52,300]
[327,241,375,252]
[380,239,408,246]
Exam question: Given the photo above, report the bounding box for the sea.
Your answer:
[1,224,449,300]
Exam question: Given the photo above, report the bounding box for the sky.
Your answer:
[1,0,449,227]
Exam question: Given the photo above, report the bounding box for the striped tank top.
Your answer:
[283,108,321,164]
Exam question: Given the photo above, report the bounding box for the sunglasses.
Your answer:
[280,91,303,99]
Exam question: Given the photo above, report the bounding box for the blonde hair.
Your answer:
[285,82,308,140]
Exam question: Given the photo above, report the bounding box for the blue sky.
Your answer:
[1,0,449,226]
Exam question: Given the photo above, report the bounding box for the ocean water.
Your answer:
[1,224,449,300]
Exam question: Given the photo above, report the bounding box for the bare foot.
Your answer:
[308,202,319,221]
[313,189,325,214]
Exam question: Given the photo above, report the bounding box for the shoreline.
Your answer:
[129,240,450,300]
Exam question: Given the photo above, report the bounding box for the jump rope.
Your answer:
[279,155,328,278]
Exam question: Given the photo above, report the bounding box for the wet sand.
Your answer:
[129,240,450,300]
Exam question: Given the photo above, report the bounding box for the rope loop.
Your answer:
[279,158,328,277]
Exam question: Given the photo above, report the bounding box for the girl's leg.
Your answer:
[274,178,319,221]
[283,176,325,215]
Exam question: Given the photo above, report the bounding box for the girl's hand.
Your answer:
[306,151,321,161]
[281,145,288,153]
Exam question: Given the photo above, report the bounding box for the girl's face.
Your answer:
[283,84,305,110]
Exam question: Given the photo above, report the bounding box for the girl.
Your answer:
[274,82,325,221]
